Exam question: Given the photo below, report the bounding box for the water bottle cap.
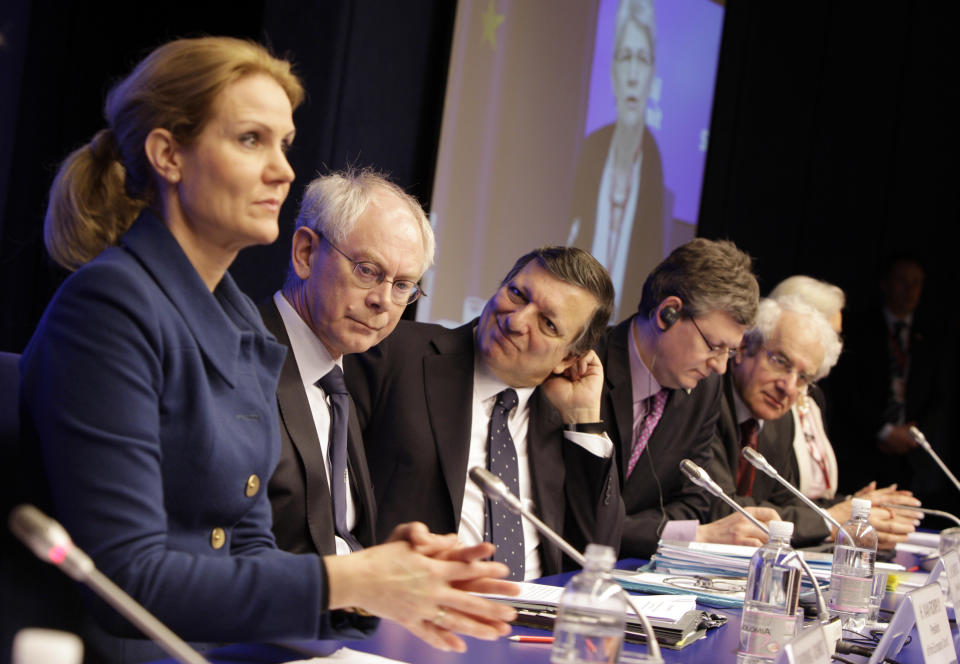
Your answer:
[584,543,616,569]
[851,498,871,517]
[13,629,83,664]
[768,520,794,540]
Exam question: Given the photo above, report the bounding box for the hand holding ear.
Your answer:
[541,349,604,424]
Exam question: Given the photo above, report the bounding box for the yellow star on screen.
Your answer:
[481,0,505,50]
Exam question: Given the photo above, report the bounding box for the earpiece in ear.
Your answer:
[660,306,679,329]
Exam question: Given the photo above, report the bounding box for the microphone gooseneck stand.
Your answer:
[468,467,663,663]
[909,425,960,495]
[678,459,831,623]
[9,504,211,664]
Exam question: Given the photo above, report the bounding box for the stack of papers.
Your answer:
[486,582,696,622]
[612,569,746,609]
[482,583,720,648]
[619,540,906,609]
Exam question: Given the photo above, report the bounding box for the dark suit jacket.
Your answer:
[595,319,717,557]
[260,301,377,556]
[345,320,623,576]
[830,308,949,497]
[707,371,830,547]
[569,124,664,316]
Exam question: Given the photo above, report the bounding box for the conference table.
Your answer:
[156,559,951,664]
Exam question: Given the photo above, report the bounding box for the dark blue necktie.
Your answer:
[484,388,524,580]
[317,366,362,552]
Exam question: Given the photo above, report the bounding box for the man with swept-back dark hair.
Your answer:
[346,246,623,580]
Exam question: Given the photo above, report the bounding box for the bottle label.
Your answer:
[739,606,798,657]
[829,572,871,613]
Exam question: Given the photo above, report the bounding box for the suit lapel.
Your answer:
[604,320,635,477]
[423,324,476,522]
[346,393,377,546]
[527,390,564,521]
[261,302,336,553]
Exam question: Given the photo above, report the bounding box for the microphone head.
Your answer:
[469,467,508,500]
[9,504,92,579]
[9,504,70,562]
[679,459,721,497]
[469,467,523,515]
[679,459,705,485]
[741,445,767,469]
[908,425,931,450]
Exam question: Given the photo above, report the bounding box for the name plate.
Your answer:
[869,583,957,664]
[912,583,956,664]
[942,550,960,613]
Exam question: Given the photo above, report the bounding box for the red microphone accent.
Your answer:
[48,544,69,564]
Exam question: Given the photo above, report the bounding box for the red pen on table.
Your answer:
[508,635,554,644]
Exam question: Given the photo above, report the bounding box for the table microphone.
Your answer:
[9,504,211,664]
[468,467,663,663]
[678,459,832,624]
[740,447,851,542]
[679,459,769,533]
[909,425,960,495]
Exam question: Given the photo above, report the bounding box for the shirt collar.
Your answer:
[474,352,535,412]
[732,384,763,430]
[882,307,913,328]
[273,291,340,385]
[629,316,662,403]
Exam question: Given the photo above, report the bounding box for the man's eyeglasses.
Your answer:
[763,350,815,389]
[690,317,737,360]
[321,234,425,305]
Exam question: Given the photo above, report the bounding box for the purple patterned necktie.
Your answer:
[626,389,668,477]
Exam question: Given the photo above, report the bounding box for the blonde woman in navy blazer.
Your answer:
[19,37,515,664]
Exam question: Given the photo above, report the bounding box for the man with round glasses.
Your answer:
[594,238,772,556]
[261,168,435,557]
[706,295,844,546]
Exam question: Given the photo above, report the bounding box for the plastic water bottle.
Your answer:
[737,520,803,664]
[828,497,878,630]
[551,543,626,664]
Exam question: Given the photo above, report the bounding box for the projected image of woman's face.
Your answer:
[612,20,654,128]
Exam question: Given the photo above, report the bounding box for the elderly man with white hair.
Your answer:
[705,296,845,546]
[768,276,920,548]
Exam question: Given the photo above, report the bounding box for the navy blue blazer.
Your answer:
[19,212,344,650]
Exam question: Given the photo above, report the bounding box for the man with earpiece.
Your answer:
[595,239,777,558]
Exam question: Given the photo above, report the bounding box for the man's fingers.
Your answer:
[453,578,521,596]
[431,589,518,625]
[426,607,512,641]
[434,541,496,563]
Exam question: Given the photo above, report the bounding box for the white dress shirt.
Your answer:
[458,353,613,580]
[274,291,356,555]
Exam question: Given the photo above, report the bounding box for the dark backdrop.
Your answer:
[0,0,455,352]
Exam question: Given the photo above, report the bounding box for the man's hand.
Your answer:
[879,424,919,455]
[826,489,920,550]
[696,507,780,547]
[541,350,604,425]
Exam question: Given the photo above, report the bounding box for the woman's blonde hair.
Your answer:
[44,36,304,270]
